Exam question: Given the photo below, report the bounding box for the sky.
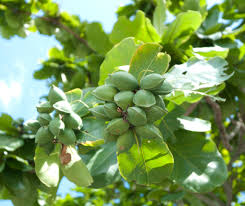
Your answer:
[0,0,228,206]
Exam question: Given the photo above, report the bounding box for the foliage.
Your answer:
[0,0,245,205]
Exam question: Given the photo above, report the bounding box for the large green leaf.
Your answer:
[35,145,61,187]
[117,135,174,185]
[0,113,18,135]
[85,22,113,55]
[110,10,160,44]
[169,131,228,192]
[193,46,229,59]
[79,117,106,146]
[70,100,90,117]
[99,37,142,85]
[85,142,120,188]
[129,43,170,81]
[159,105,185,143]
[177,116,211,132]
[162,11,202,47]
[1,169,39,206]
[165,57,232,104]
[0,135,24,152]
[153,0,167,36]
[61,146,93,187]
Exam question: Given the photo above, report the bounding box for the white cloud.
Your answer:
[0,81,22,107]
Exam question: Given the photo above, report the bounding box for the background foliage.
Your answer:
[0,0,245,205]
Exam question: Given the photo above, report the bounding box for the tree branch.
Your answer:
[40,16,96,53]
[184,101,200,116]
[11,7,96,53]
[194,194,220,206]
[207,192,226,206]
[205,97,232,151]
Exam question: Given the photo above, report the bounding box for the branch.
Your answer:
[40,16,96,53]
[184,101,200,116]
[207,193,226,206]
[205,97,232,151]
[194,194,220,206]
[11,7,96,53]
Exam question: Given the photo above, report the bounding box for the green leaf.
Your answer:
[161,191,185,201]
[0,113,18,135]
[162,11,202,47]
[117,135,174,185]
[70,100,90,117]
[0,135,24,152]
[169,131,228,192]
[5,154,32,171]
[65,88,83,103]
[99,37,142,85]
[165,57,232,104]
[158,105,185,143]
[85,22,113,54]
[153,0,167,36]
[79,117,106,145]
[85,142,120,188]
[110,10,160,44]
[182,0,207,16]
[82,89,104,107]
[129,43,170,81]
[1,169,39,206]
[35,145,61,187]
[61,146,93,187]
[193,46,229,58]
[177,116,211,132]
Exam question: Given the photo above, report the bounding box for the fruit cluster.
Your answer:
[91,71,173,153]
[27,85,83,153]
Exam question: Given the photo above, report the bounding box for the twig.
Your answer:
[40,16,96,53]
[194,194,219,206]
[207,192,226,206]
[10,7,96,53]
[205,97,232,151]
[184,101,200,116]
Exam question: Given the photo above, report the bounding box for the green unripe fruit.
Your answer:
[36,101,54,113]
[114,91,134,110]
[145,105,167,123]
[133,90,156,108]
[155,95,167,111]
[24,120,41,133]
[140,74,164,90]
[92,85,117,101]
[152,82,173,95]
[37,113,52,126]
[49,118,65,136]
[63,112,83,130]
[110,71,138,91]
[48,85,67,105]
[117,130,135,154]
[104,103,121,119]
[106,118,129,136]
[127,107,147,126]
[103,130,118,143]
[104,76,115,86]
[53,100,72,114]
[58,128,76,145]
[35,127,54,145]
[90,105,110,120]
[135,124,162,139]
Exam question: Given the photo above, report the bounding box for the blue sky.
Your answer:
[0,0,227,206]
